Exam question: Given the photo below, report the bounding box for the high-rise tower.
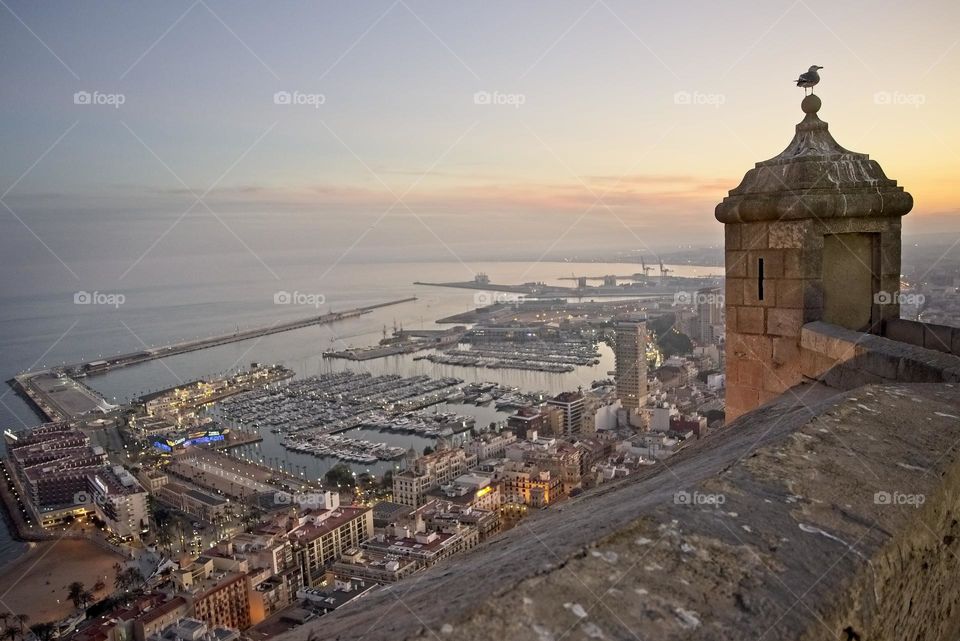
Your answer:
[614,315,648,411]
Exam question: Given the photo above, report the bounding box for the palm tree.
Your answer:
[67,582,85,609]
[30,623,56,641]
[15,616,28,635]
[124,567,145,590]
[80,590,94,609]
[0,614,9,631]
[114,569,128,591]
[3,626,17,641]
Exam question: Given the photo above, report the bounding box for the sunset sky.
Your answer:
[2,0,959,257]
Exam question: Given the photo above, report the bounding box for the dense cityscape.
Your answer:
[2,279,727,639]
[3,2,960,640]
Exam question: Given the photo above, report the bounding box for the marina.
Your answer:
[359,410,476,436]
[281,434,407,463]
[422,351,575,372]
[210,373,535,468]
[211,371,465,437]
[419,340,602,373]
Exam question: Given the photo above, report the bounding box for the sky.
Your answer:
[2,0,960,266]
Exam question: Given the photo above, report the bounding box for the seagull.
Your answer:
[795,65,823,95]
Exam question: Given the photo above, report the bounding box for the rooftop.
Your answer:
[287,506,370,544]
[274,381,960,640]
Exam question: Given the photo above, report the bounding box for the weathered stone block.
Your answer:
[739,359,765,389]
[740,334,773,361]
[741,222,769,250]
[801,347,835,379]
[897,354,952,382]
[747,250,784,279]
[880,231,901,276]
[884,318,924,347]
[767,308,803,337]
[726,385,760,415]
[799,246,822,279]
[726,332,746,358]
[725,251,747,278]
[777,279,804,308]
[769,221,806,248]
[859,349,900,380]
[744,278,776,307]
[924,324,954,354]
[725,358,739,384]
[762,366,798,394]
[837,365,886,388]
[726,278,745,307]
[782,249,803,279]
[738,307,765,335]
[726,307,739,334]
[803,281,824,316]
[757,388,783,405]
[725,224,741,251]
[773,336,801,367]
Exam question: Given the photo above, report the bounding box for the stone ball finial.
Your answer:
[801,94,821,114]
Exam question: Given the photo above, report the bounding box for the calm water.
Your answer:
[0,253,715,566]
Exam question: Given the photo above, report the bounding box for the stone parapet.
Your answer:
[801,320,960,388]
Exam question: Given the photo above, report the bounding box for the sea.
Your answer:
[0,245,718,567]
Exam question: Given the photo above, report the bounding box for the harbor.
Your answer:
[420,340,601,373]
[281,434,407,463]
[210,372,536,470]
[7,298,416,423]
[212,371,464,433]
[64,297,417,377]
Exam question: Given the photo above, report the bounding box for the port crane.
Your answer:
[659,259,673,284]
[640,257,654,281]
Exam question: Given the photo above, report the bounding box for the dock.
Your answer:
[414,279,683,298]
[9,298,416,423]
[12,370,116,422]
[66,297,417,377]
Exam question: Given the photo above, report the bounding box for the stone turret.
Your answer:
[717,95,913,419]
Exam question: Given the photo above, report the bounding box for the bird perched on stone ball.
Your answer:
[795,65,823,94]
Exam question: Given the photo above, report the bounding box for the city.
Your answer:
[2,2,960,641]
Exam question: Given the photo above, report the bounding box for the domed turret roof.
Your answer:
[716,95,912,223]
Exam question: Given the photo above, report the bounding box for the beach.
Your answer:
[0,539,124,624]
